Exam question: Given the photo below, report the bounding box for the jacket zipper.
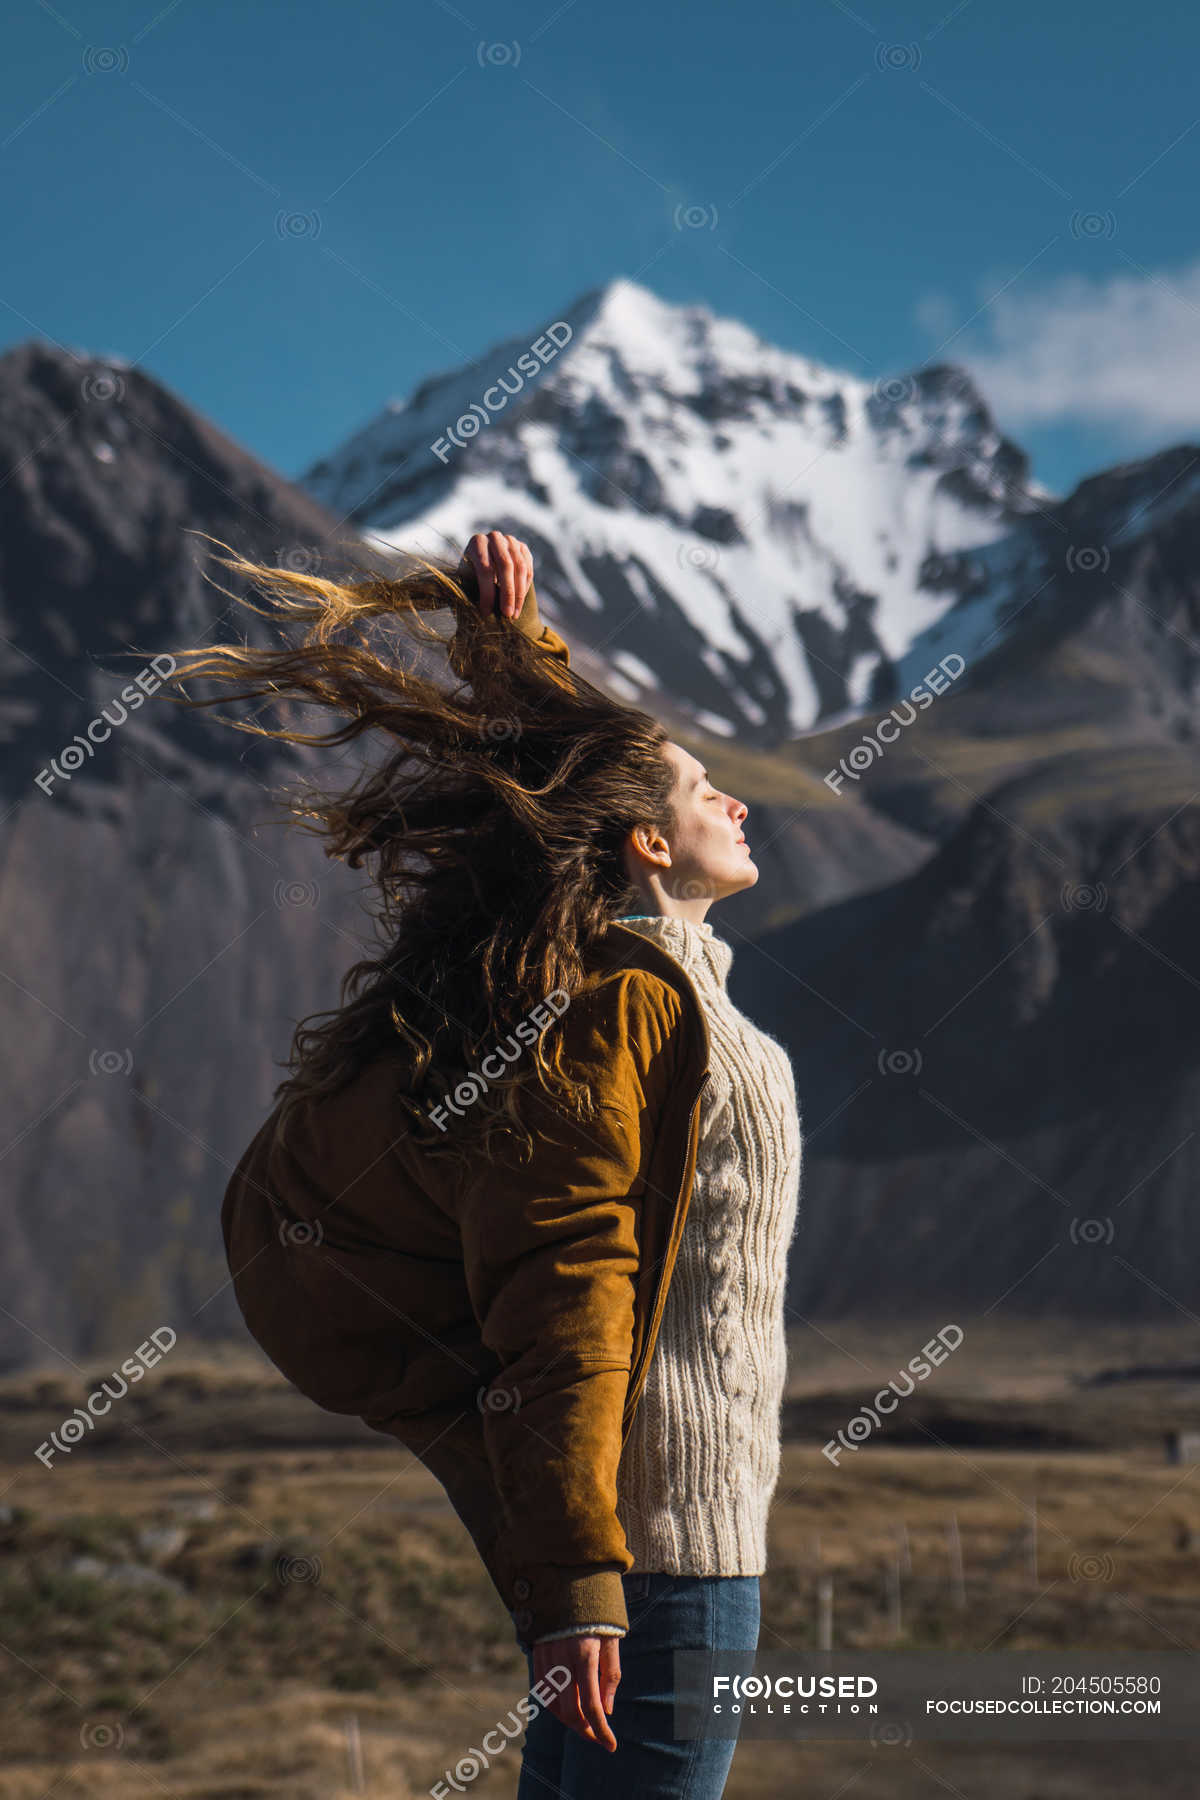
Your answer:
[620,1065,712,1444]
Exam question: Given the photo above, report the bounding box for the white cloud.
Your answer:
[919,260,1200,442]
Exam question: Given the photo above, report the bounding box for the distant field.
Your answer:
[1,1318,1199,1796]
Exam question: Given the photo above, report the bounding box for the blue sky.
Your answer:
[3,0,1197,499]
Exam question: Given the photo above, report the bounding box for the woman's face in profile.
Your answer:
[640,741,757,904]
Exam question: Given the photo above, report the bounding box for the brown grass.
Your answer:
[1,1322,1199,1796]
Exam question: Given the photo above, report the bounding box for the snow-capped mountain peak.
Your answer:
[302,277,1052,738]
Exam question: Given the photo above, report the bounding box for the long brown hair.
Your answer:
[158,534,677,1171]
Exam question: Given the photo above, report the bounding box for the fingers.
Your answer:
[532,1638,618,1754]
[514,539,533,614]
[579,1649,618,1752]
[463,532,497,617]
[486,531,516,618]
[600,1634,622,1715]
[463,531,533,621]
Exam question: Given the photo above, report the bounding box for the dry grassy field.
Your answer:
[1,1316,1199,1797]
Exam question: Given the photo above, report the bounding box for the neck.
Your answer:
[619,898,714,926]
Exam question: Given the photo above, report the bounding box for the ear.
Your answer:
[630,821,671,866]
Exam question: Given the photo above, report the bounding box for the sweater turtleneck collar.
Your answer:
[614,912,733,991]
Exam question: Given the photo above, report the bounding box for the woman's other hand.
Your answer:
[461,530,534,621]
[531,1631,621,1752]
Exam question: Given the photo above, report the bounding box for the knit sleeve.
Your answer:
[532,1624,628,1645]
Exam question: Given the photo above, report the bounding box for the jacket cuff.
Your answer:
[512,576,544,639]
[511,581,571,667]
[508,1565,630,1653]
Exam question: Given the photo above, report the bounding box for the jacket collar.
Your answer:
[611,913,733,992]
[596,918,713,1078]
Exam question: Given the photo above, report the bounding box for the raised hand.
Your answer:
[460,530,534,622]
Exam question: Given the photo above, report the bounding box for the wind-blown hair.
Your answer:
[159,534,677,1172]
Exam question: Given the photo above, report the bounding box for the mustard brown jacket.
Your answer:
[220,582,713,1650]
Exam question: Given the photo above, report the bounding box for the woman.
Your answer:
[165,529,802,1799]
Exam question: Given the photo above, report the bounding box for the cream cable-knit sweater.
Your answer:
[533,911,803,1645]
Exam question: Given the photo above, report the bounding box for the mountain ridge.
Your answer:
[4,284,1200,1357]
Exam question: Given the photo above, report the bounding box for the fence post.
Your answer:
[817,1571,834,1651]
[946,1513,966,1610]
[887,1553,903,1639]
[343,1712,365,1794]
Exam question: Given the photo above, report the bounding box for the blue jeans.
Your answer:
[517,1571,760,1800]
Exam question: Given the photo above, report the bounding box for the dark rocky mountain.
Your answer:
[0,340,379,1369]
[737,739,1200,1319]
[747,438,1200,1320]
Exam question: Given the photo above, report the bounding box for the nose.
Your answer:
[732,796,748,832]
